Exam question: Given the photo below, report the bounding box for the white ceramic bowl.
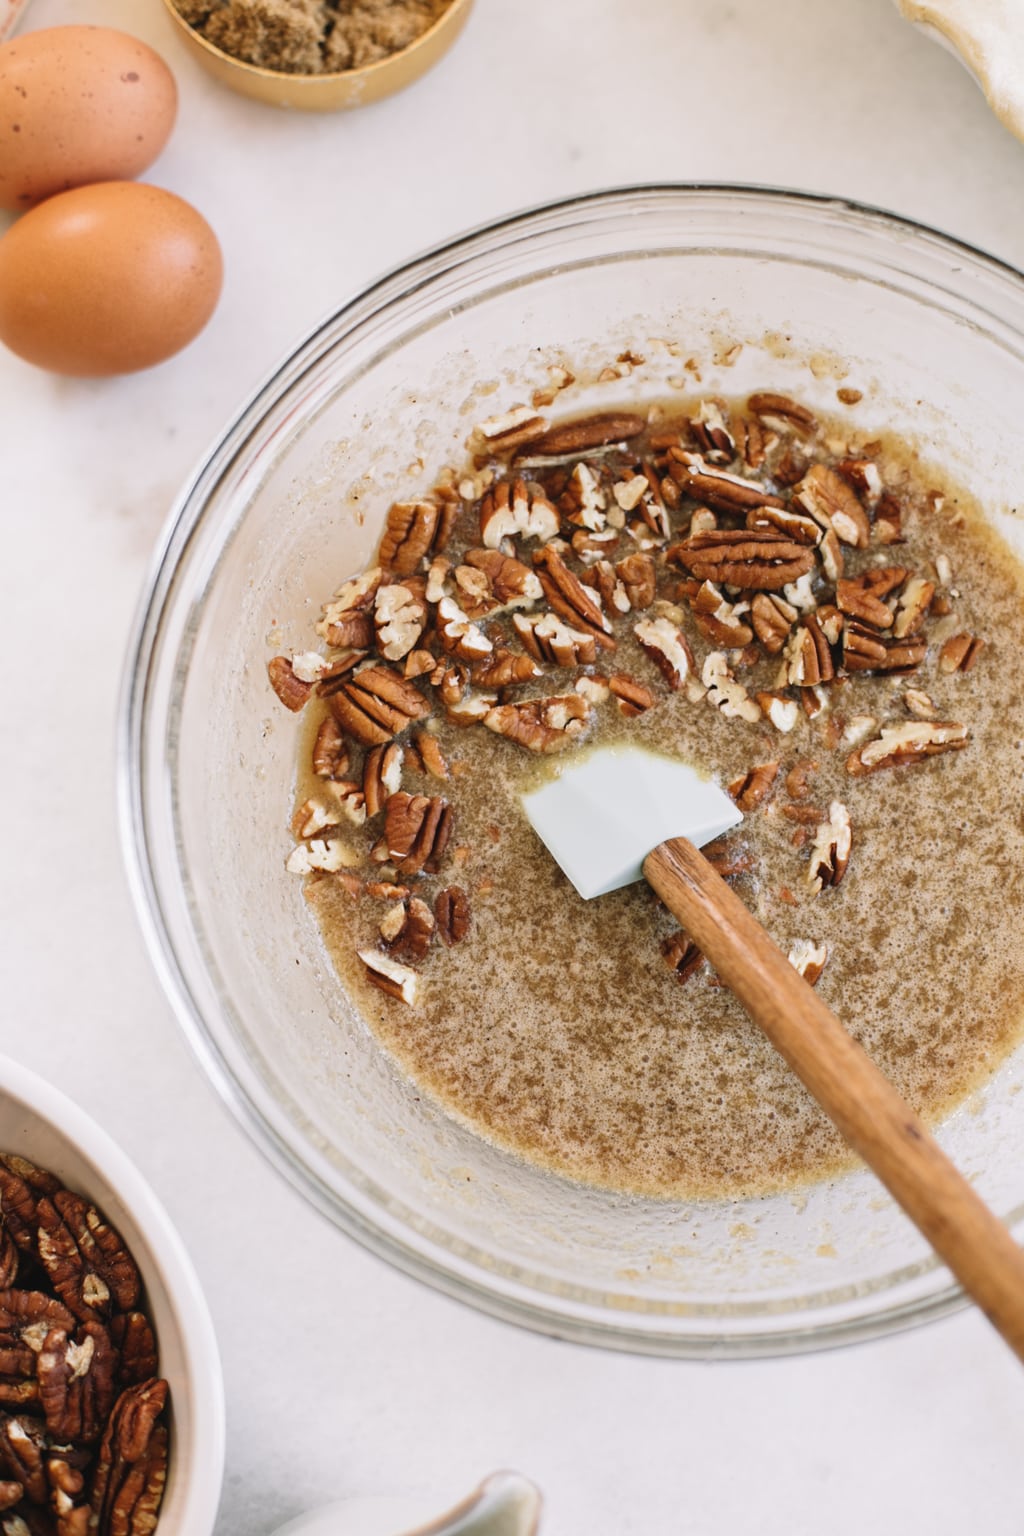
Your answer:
[0,1052,225,1533]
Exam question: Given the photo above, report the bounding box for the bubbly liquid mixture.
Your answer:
[297,410,1024,1199]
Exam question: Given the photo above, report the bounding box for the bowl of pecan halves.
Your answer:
[0,1053,224,1536]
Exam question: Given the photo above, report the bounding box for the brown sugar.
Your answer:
[174,0,453,74]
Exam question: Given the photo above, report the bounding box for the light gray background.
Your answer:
[1,1,1021,1531]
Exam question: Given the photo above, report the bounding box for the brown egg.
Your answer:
[0,181,223,376]
[0,26,177,211]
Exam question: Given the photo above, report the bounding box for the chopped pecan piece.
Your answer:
[688,400,734,462]
[527,412,646,455]
[785,760,817,800]
[35,1194,139,1323]
[315,652,366,698]
[616,552,656,609]
[291,797,344,840]
[358,949,419,1005]
[665,449,785,514]
[783,613,836,687]
[362,743,404,818]
[661,933,703,984]
[285,838,358,875]
[266,657,313,713]
[939,633,985,673]
[0,1235,14,1297]
[311,717,350,780]
[404,647,436,681]
[386,897,435,962]
[316,567,382,648]
[411,731,449,780]
[47,1443,92,1536]
[436,597,493,662]
[470,650,541,689]
[561,461,608,531]
[479,480,559,548]
[702,837,756,878]
[460,548,543,615]
[533,546,615,648]
[746,505,821,545]
[756,691,800,733]
[328,665,430,746]
[634,617,695,690]
[750,591,797,654]
[736,415,767,469]
[0,1413,48,1502]
[788,939,828,986]
[473,405,548,451]
[384,793,452,876]
[378,500,451,576]
[702,652,761,723]
[483,694,592,754]
[434,887,471,946]
[807,801,852,893]
[847,720,969,775]
[747,392,817,432]
[89,1378,168,1536]
[374,584,426,661]
[589,560,630,616]
[690,581,754,648]
[608,675,656,716]
[835,577,895,629]
[612,472,653,514]
[512,612,597,668]
[728,762,779,810]
[794,464,870,547]
[842,623,925,674]
[669,528,815,591]
[892,576,934,639]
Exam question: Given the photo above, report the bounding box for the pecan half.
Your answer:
[478,479,560,548]
[374,584,426,661]
[747,392,817,433]
[383,793,452,876]
[756,691,800,733]
[434,887,471,946]
[782,611,838,687]
[847,720,969,775]
[939,632,985,673]
[807,801,852,892]
[794,464,870,547]
[616,552,656,609]
[892,576,934,639]
[842,623,925,675]
[362,742,404,818]
[750,591,797,655]
[436,597,493,662]
[634,617,695,690]
[728,762,779,810]
[688,400,734,462]
[661,933,703,984]
[311,717,350,780]
[470,650,541,689]
[666,449,785,514]
[483,694,592,754]
[533,546,615,647]
[266,657,313,713]
[608,675,656,716]
[460,548,543,615]
[588,560,630,617]
[89,1379,168,1536]
[746,505,821,545]
[410,731,449,780]
[669,529,815,591]
[35,1196,138,1325]
[473,405,548,451]
[512,612,597,668]
[378,500,452,576]
[37,1323,116,1446]
[328,666,430,746]
[702,652,761,723]
[109,1314,158,1390]
[527,412,646,455]
[835,577,895,629]
[358,950,419,1005]
[0,1414,48,1503]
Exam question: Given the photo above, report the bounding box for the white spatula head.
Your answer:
[520,745,742,900]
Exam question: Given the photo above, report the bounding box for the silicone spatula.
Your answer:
[521,744,1024,1363]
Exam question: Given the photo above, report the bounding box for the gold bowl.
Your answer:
[160,0,474,112]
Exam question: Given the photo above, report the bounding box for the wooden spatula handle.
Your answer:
[645,836,1024,1362]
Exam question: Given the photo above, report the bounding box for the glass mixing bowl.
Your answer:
[120,186,1024,1357]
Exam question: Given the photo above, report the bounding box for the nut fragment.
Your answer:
[362,743,404,818]
[469,650,541,689]
[358,949,419,1005]
[892,576,935,639]
[483,694,592,754]
[460,548,543,614]
[939,633,985,673]
[847,720,969,775]
[478,480,559,548]
[750,592,797,654]
[748,392,817,433]
[608,675,656,716]
[411,731,449,780]
[661,933,703,984]
[616,552,656,609]
[386,897,436,962]
[794,464,870,547]
[434,887,471,947]
[311,717,350,780]
[533,546,615,647]
[473,405,548,450]
[666,449,785,514]
[266,657,313,712]
[436,597,493,662]
[835,577,895,629]
[788,939,829,986]
[756,691,800,733]
[374,584,426,661]
[807,801,852,893]
[702,652,761,723]
[728,762,779,810]
[384,793,452,876]
[634,617,695,690]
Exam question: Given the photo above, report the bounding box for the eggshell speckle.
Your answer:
[0,26,177,211]
[0,181,223,376]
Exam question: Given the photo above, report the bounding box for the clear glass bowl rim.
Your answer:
[118,182,1024,1358]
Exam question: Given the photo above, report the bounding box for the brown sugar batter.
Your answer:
[275,396,1024,1199]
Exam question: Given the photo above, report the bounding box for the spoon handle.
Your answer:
[645,835,1024,1364]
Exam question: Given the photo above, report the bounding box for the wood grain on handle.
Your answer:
[645,836,1024,1363]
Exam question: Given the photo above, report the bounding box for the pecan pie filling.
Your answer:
[269,393,1024,1198]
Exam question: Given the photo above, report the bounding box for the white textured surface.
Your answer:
[2,1,1024,1533]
